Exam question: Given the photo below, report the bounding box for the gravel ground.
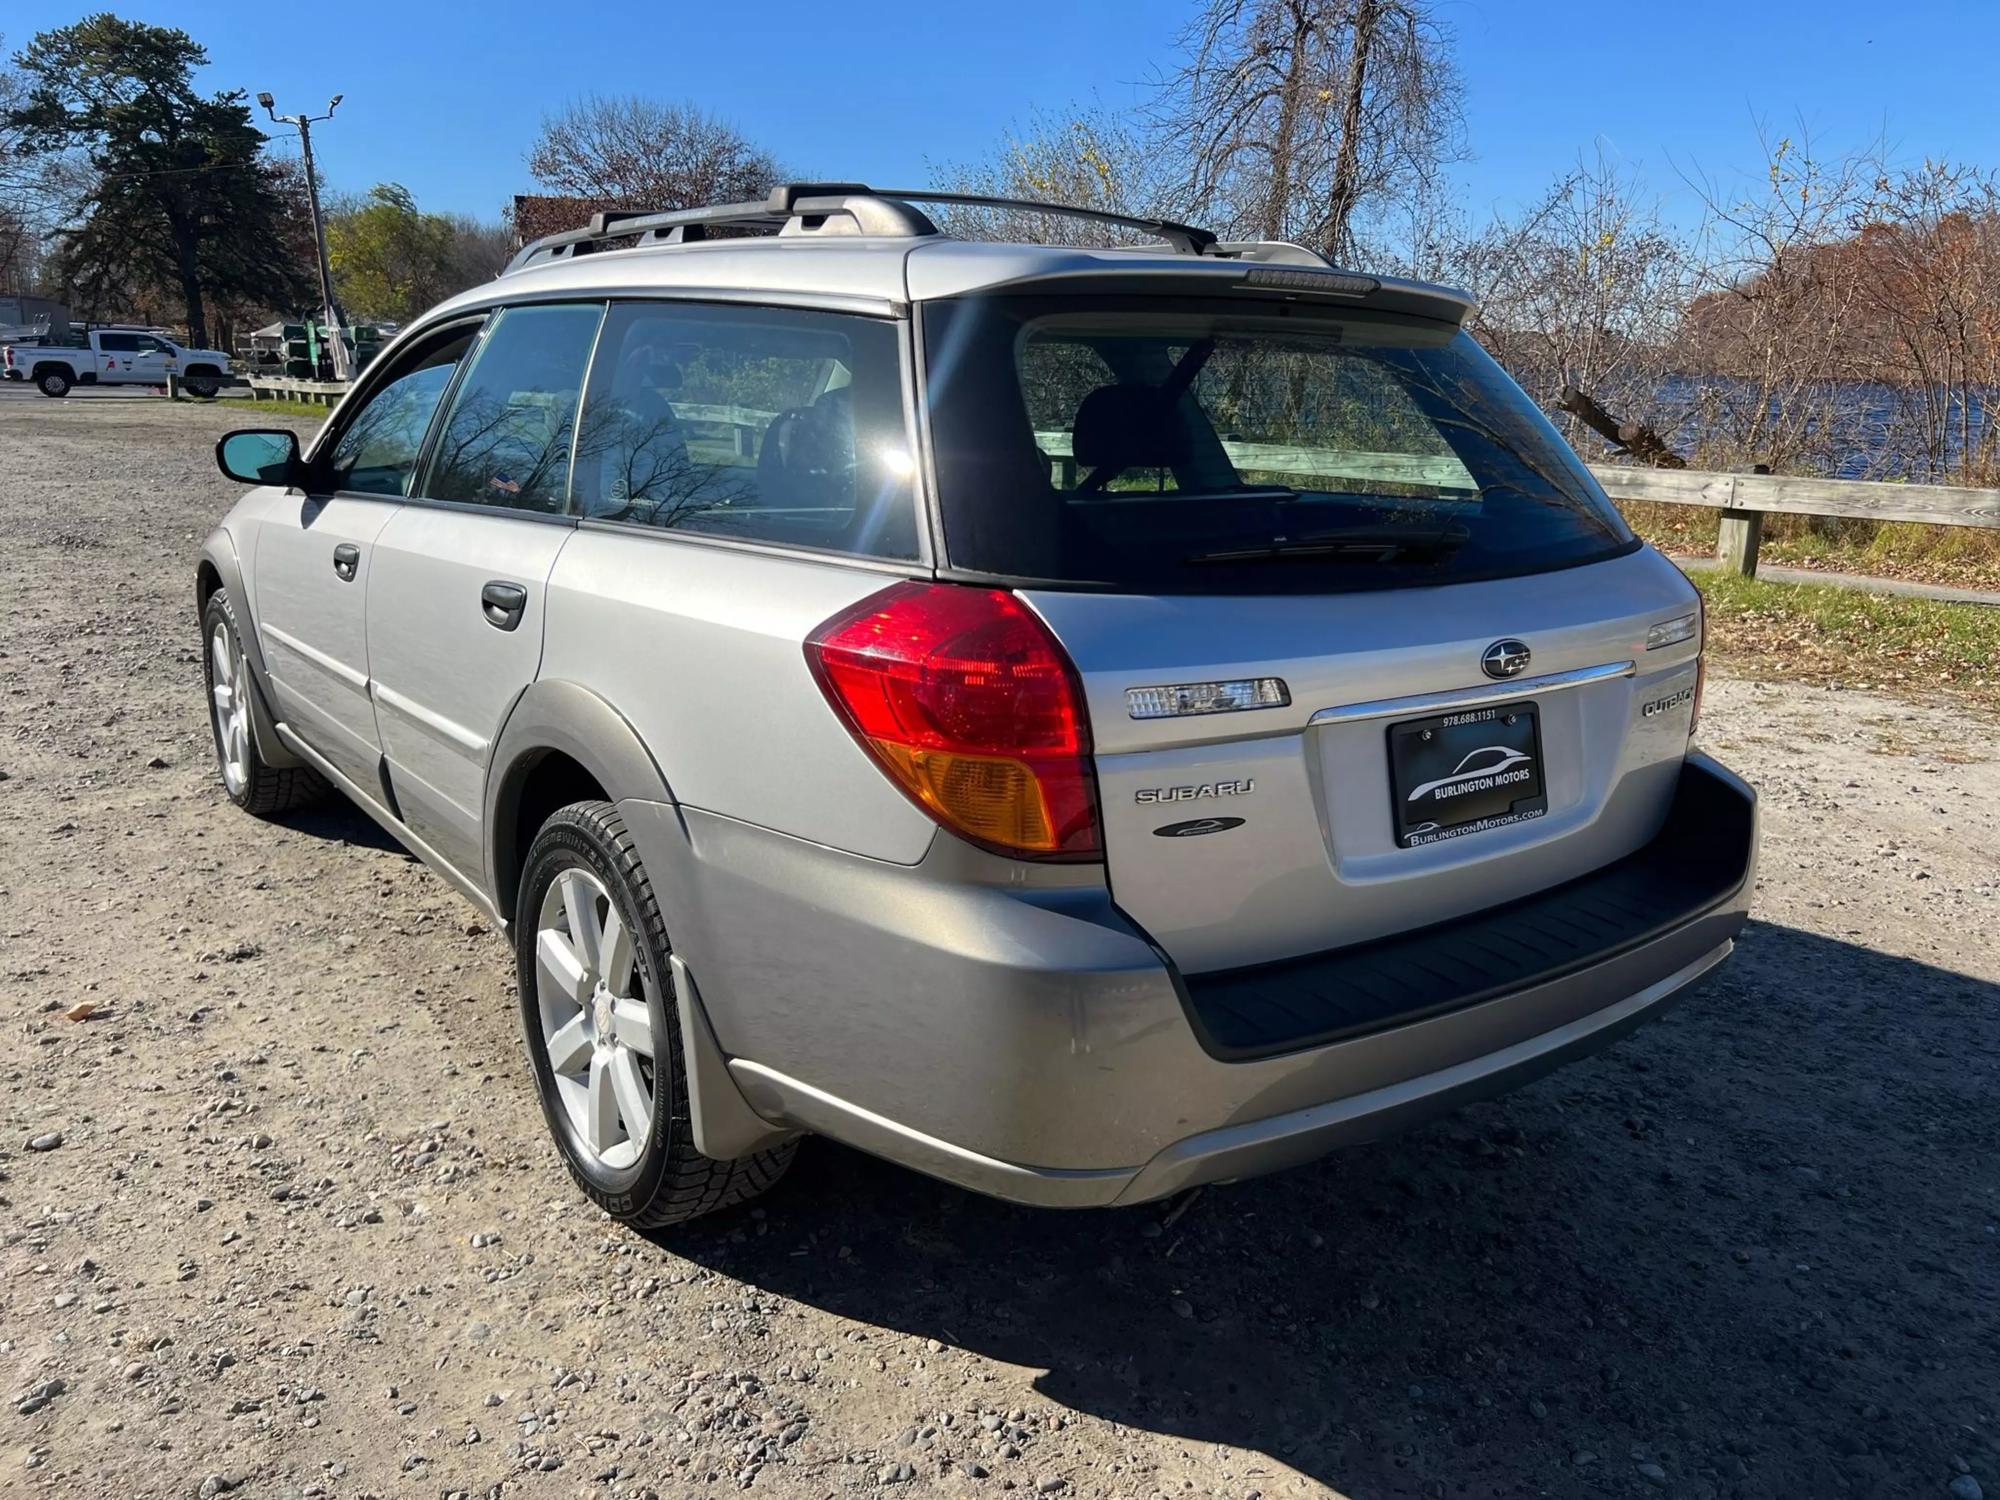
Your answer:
[2,393,1996,1500]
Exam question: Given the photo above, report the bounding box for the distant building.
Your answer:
[0,294,70,341]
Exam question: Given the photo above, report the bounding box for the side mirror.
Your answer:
[216,428,304,487]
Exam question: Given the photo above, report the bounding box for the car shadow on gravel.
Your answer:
[649,919,1999,1497]
[274,797,409,856]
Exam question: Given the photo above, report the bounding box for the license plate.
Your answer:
[1388,701,1547,847]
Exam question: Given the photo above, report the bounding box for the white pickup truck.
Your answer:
[2,327,232,398]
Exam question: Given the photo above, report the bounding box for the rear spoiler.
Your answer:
[903,247,1477,327]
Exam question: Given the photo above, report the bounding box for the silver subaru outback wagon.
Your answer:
[198,184,1758,1226]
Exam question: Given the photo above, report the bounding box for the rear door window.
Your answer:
[923,295,1635,592]
[571,300,918,559]
[421,303,605,512]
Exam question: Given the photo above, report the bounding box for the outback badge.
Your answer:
[1153,816,1247,838]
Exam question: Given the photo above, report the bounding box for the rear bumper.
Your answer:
[1113,935,1733,1204]
[1181,754,1757,1059]
[622,751,1757,1208]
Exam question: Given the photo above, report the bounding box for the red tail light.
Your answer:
[805,582,1101,860]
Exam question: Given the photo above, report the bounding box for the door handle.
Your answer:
[332,543,360,581]
[481,580,529,631]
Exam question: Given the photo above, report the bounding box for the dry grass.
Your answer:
[215,396,335,423]
[1694,571,2000,714]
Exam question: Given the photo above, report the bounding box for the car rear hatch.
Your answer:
[919,287,1706,976]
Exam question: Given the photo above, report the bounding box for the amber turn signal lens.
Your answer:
[869,742,1058,852]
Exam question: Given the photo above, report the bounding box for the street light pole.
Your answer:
[257,90,351,381]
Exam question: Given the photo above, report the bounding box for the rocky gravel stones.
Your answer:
[1,400,1996,1500]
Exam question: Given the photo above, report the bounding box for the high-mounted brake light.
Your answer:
[1242,267,1381,297]
[805,582,1101,860]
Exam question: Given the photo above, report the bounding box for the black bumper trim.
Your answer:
[1178,759,1756,1061]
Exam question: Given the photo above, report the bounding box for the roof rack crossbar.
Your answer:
[505,186,945,273]
[504,181,1227,274]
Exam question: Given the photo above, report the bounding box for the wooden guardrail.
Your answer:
[245,374,350,406]
[1034,428,2000,578]
[1585,466,2000,576]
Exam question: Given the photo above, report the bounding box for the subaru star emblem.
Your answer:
[1481,639,1531,679]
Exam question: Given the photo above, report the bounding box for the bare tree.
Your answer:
[445,213,514,287]
[1672,125,1880,475]
[1155,0,1464,259]
[0,41,27,290]
[927,107,1174,245]
[1446,153,1695,464]
[0,33,80,295]
[526,96,780,210]
[1847,161,2000,483]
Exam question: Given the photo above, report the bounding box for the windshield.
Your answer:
[921,295,1636,592]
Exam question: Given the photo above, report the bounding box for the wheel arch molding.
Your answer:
[198,531,302,770]
[485,679,676,924]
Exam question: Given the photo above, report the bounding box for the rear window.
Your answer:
[921,296,1636,591]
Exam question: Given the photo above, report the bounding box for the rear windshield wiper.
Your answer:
[1182,524,1470,566]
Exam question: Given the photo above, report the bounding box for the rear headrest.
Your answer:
[1070,384,1188,471]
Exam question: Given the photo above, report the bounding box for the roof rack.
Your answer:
[860,187,1218,255]
[505,182,1243,274]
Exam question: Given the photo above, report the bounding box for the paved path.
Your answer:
[1674,552,2000,605]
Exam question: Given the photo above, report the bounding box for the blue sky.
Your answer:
[9,0,1998,226]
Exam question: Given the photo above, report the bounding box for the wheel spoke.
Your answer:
[559,870,602,979]
[211,632,232,686]
[608,1047,652,1140]
[544,1012,592,1075]
[212,681,235,716]
[536,927,592,1007]
[600,904,634,995]
[610,998,654,1056]
[586,1054,620,1155]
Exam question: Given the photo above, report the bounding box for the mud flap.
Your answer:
[669,955,798,1161]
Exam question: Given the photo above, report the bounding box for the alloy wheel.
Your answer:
[208,619,251,797]
[534,866,657,1170]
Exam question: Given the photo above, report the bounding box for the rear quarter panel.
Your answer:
[537,528,938,863]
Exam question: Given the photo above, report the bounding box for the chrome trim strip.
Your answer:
[262,622,368,690]
[371,680,486,755]
[1307,660,1635,727]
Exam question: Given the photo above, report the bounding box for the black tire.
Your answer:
[201,589,326,816]
[36,369,70,398]
[515,801,795,1226]
[183,370,222,399]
